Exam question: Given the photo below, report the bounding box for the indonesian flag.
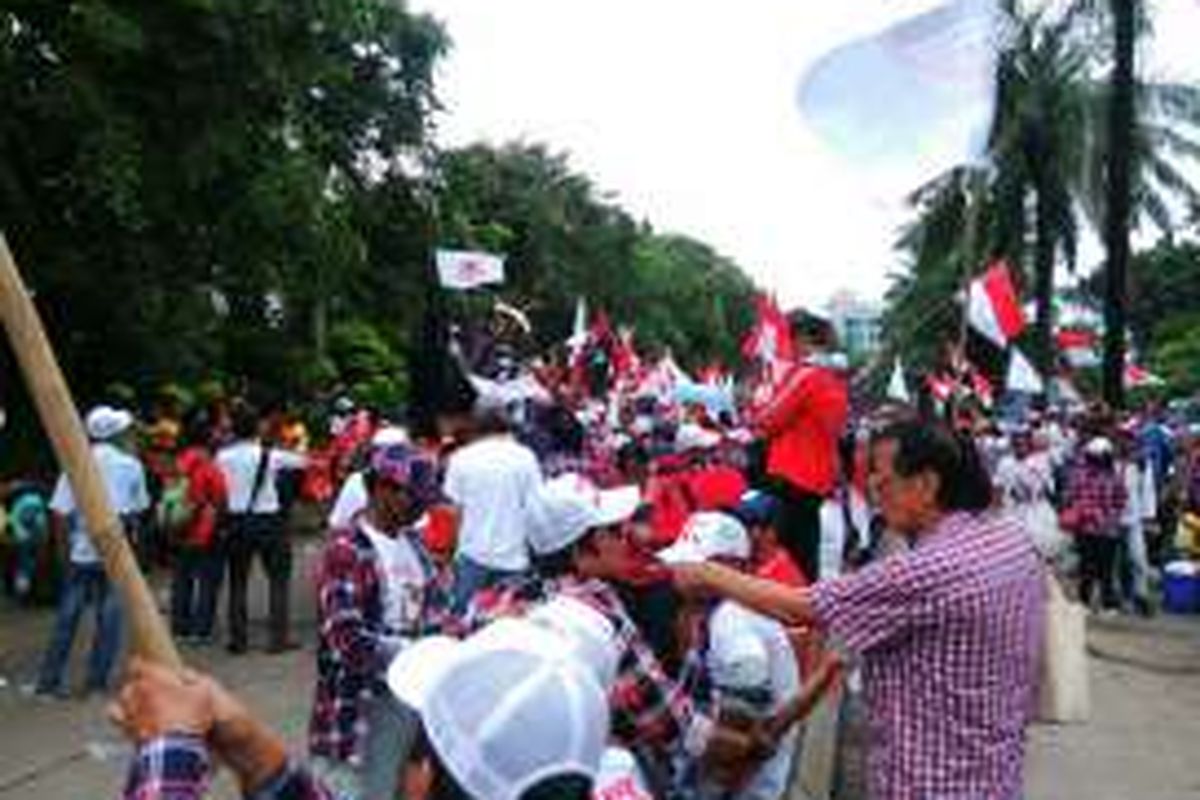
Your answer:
[966,261,1026,347]
[613,327,642,383]
[741,294,796,369]
[970,370,994,408]
[1057,327,1100,368]
[435,249,505,290]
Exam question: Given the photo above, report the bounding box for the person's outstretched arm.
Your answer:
[673,561,815,628]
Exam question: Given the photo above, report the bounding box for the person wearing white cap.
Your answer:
[35,404,149,698]
[480,473,764,795]
[660,512,803,800]
[385,622,610,799]
[109,623,609,800]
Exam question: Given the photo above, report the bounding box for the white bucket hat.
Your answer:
[658,511,751,565]
[526,473,641,556]
[386,624,609,800]
[85,405,134,441]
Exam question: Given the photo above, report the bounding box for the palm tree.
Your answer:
[886,1,1200,393]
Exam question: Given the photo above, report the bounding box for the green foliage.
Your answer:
[1150,313,1200,396]
[0,3,761,473]
[883,2,1200,385]
[436,144,757,369]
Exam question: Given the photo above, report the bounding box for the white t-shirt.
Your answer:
[818,489,870,580]
[442,434,542,571]
[359,519,430,635]
[50,442,150,565]
[708,602,801,800]
[216,440,307,514]
[995,452,1055,507]
[328,471,368,529]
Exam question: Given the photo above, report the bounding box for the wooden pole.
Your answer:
[0,235,181,669]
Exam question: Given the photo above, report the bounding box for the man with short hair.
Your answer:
[35,405,150,698]
[442,404,542,611]
[216,405,307,654]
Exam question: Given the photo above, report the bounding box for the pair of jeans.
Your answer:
[36,563,122,693]
[171,546,224,639]
[362,693,421,799]
[224,513,291,650]
[1078,535,1120,610]
[451,555,524,614]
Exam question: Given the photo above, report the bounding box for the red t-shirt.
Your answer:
[177,448,227,548]
[755,548,807,588]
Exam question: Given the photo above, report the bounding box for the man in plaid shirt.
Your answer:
[308,443,453,795]
[676,420,1044,800]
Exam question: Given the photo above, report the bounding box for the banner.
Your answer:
[436,249,505,290]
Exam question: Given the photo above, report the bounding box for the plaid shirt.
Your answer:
[122,734,338,800]
[308,522,454,763]
[465,574,711,764]
[1067,462,1128,537]
[812,512,1043,800]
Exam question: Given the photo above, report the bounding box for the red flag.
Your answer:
[741,295,796,367]
[966,261,1026,347]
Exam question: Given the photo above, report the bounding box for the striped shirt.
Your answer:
[812,511,1043,800]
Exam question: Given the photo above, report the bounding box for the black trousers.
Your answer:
[1078,535,1119,610]
[771,484,824,582]
[171,546,223,639]
[224,513,291,650]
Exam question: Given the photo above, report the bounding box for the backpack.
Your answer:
[157,474,195,535]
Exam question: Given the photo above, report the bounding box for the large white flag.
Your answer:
[435,249,505,290]
[1006,347,1044,395]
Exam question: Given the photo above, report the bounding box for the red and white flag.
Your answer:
[966,261,1026,347]
[435,249,505,290]
[741,295,796,371]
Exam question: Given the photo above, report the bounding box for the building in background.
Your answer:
[825,290,882,360]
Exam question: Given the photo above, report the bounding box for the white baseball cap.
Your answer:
[386,625,609,800]
[658,511,751,565]
[526,473,641,556]
[370,425,410,447]
[85,405,134,441]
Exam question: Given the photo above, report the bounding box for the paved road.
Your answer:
[2,549,1199,799]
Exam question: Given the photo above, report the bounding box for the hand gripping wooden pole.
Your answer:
[0,235,181,669]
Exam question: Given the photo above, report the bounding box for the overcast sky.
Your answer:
[414,0,1200,309]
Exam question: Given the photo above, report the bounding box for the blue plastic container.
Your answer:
[1162,572,1200,614]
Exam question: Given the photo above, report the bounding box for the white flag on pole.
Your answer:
[887,358,911,403]
[1006,347,1044,395]
[435,249,505,290]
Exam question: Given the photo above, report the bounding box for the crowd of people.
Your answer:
[6,313,1200,800]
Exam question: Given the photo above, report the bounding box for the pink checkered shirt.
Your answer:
[812,511,1043,800]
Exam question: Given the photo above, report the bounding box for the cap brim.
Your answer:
[657,539,706,565]
[386,636,462,713]
[593,486,641,528]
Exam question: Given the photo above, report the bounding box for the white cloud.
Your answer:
[415,0,1200,308]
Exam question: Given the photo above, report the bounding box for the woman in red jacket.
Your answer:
[751,317,848,582]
